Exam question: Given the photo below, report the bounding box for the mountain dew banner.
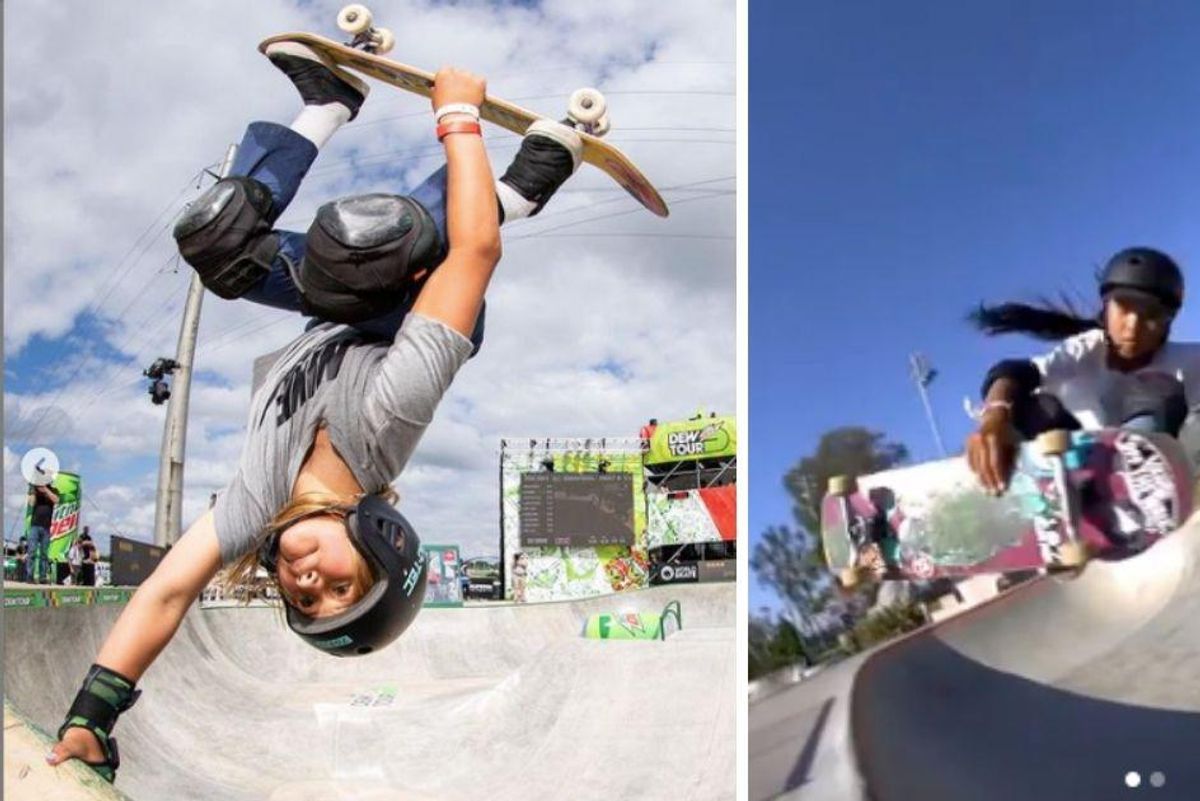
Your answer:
[584,611,663,640]
[583,601,682,640]
[645,415,736,466]
[501,440,648,602]
[23,472,82,563]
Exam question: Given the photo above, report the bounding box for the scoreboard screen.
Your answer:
[518,472,635,547]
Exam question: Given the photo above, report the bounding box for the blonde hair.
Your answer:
[220,488,395,614]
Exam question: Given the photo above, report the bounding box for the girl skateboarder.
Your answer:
[48,44,584,782]
[966,247,1200,493]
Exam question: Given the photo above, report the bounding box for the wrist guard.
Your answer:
[57,663,141,783]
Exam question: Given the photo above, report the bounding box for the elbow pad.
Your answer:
[981,359,1041,399]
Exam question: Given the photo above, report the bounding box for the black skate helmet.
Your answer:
[258,495,428,657]
[1099,247,1184,312]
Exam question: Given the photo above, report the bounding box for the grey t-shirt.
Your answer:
[212,313,474,565]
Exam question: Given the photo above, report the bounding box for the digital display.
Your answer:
[519,472,635,547]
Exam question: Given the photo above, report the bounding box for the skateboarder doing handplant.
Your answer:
[48,43,584,782]
[966,247,1200,493]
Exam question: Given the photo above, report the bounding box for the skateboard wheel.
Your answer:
[837,568,860,589]
[1037,429,1072,456]
[827,475,855,495]
[372,27,395,55]
[568,88,607,125]
[1056,540,1090,568]
[590,113,611,137]
[338,4,374,35]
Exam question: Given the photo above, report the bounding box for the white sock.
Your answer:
[289,103,352,149]
[495,180,538,223]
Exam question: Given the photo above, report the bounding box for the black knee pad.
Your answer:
[298,193,444,324]
[173,177,278,299]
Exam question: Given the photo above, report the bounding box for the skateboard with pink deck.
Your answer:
[821,428,1193,587]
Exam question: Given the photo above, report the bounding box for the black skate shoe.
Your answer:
[498,120,584,217]
[264,41,370,120]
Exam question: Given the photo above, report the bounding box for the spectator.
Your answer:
[68,537,84,585]
[78,531,99,587]
[16,536,29,582]
[511,552,529,603]
[27,484,59,584]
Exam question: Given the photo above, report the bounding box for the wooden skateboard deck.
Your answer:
[258,32,670,218]
[821,428,1194,586]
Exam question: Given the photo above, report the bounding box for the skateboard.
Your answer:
[260,4,669,217]
[820,428,1194,587]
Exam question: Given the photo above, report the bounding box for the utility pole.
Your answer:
[153,143,238,546]
[908,352,947,458]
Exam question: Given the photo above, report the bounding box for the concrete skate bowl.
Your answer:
[5,583,734,801]
[750,514,1200,801]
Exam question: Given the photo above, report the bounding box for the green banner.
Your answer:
[645,415,736,466]
[4,586,132,610]
[4,590,50,609]
[584,611,663,640]
[23,472,82,562]
[584,601,682,639]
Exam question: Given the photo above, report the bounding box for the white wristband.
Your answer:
[981,400,1013,417]
[435,103,480,122]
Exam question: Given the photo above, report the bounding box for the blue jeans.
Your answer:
[230,121,484,351]
[26,525,49,583]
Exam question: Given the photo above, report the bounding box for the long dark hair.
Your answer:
[968,284,1102,342]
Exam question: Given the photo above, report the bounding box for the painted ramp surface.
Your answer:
[750,514,1200,801]
[5,584,734,801]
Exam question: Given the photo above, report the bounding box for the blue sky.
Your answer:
[750,0,1200,615]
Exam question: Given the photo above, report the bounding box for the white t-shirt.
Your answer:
[1031,329,1200,429]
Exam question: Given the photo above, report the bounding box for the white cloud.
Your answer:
[4,0,735,557]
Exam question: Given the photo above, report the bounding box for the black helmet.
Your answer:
[1099,247,1184,311]
[258,495,428,657]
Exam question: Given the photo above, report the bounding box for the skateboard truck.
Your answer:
[338,4,394,54]
[1036,429,1091,570]
[826,475,874,589]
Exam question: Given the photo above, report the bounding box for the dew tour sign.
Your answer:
[644,414,736,467]
[23,472,82,564]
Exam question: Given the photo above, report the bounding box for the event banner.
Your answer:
[23,472,82,563]
[423,545,462,607]
[644,415,736,467]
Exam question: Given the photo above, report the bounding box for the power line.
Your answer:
[16,169,215,446]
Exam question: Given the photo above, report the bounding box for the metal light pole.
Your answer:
[153,143,238,546]
[909,352,948,458]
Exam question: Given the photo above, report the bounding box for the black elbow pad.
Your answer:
[981,359,1041,399]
